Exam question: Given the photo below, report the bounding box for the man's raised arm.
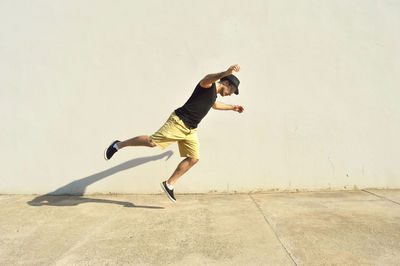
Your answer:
[199,64,240,88]
[212,101,244,113]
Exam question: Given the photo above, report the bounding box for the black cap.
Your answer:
[220,74,240,95]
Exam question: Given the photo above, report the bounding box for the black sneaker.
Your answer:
[104,140,120,160]
[160,181,176,202]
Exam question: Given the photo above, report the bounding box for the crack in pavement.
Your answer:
[52,206,123,265]
[362,190,400,206]
[248,194,297,266]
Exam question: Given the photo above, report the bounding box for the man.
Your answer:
[104,64,244,202]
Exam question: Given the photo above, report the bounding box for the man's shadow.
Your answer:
[27,151,173,209]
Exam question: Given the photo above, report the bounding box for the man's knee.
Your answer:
[147,137,156,147]
[149,141,156,148]
[187,158,199,166]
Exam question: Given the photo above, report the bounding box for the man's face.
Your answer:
[221,81,237,96]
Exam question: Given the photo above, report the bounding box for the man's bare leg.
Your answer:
[167,157,199,186]
[105,136,156,160]
[117,135,156,149]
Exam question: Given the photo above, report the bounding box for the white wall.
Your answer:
[1,0,399,194]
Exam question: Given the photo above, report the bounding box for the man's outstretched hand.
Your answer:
[233,105,244,113]
[226,64,240,75]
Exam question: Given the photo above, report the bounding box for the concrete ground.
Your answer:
[1,189,399,265]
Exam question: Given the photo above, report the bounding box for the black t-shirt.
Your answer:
[175,82,217,129]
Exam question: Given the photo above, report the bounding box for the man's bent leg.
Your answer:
[118,135,156,149]
[167,157,199,186]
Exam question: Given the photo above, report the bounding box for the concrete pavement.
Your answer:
[1,189,399,265]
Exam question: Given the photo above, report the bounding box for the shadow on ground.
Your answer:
[27,151,173,209]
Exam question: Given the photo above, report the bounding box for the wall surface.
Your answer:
[1,0,399,194]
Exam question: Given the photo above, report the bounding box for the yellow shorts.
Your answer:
[150,112,200,159]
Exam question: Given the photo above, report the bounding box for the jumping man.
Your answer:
[104,64,244,202]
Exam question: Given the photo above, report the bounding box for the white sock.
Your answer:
[166,182,174,190]
[113,143,119,150]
